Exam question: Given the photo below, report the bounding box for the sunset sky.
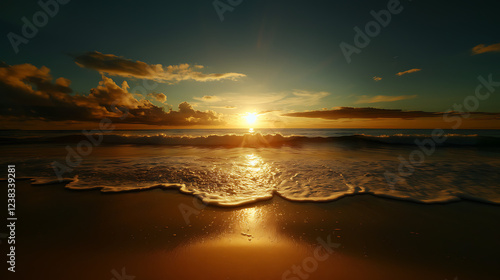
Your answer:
[1,0,499,129]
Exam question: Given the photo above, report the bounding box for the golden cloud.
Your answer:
[471,43,500,55]
[0,62,224,126]
[356,95,417,104]
[73,51,246,83]
[396,68,422,76]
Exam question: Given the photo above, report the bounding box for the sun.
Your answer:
[244,113,258,125]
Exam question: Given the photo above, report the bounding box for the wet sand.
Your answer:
[4,181,500,280]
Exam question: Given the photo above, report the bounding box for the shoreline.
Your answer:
[20,177,500,207]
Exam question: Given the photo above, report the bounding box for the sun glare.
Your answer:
[244,113,257,125]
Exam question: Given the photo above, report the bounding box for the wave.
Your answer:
[1,133,499,147]
[11,176,497,207]
[3,147,499,207]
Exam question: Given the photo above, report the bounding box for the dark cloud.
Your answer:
[0,63,224,126]
[282,107,500,120]
[73,51,245,83]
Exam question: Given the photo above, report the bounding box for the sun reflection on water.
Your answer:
[238,207,261,225]
[245,153,260,168]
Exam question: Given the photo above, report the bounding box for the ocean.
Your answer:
[1,128,499,206]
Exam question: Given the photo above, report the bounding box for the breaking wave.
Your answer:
[1,133,499,147]
[3,154,499,207]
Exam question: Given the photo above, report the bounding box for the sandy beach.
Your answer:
[4,180,498,280]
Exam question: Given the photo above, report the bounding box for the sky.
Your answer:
[0,0,499,129]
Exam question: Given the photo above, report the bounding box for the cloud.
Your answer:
[194,95,222,102]
[148,93,167,103]
[224,93,287,105]
[258,110,281,114]
[0,62,224,126]
[282,90,330,106]
[356,95,417,104]
[282,107,500,120]
[193,90,329,110]
[210,105,237,109]
[73,51,246,83]
[396,68,422,76]
[471,43,500,55]
[372,76,382,81]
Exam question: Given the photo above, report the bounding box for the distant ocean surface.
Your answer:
[1,129,500,206]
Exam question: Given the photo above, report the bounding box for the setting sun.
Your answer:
[244,113,258,125]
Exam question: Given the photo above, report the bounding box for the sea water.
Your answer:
[1,128,499,206]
